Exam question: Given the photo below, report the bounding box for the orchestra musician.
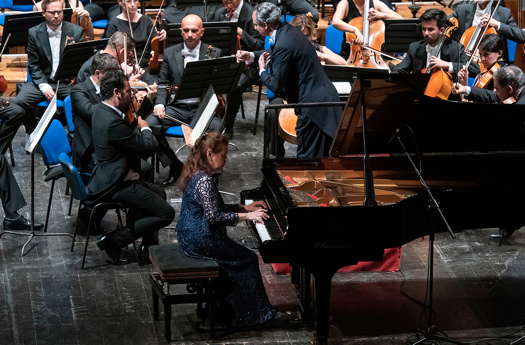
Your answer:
[236,2,341,159]
[390,9,472,75]
[104,0,167,78]
[148,14,223,186]
[453,64,525,104]
[332,0,401,57]
[0,104,44,231]
[70,53,121,172]
[76,32,138,83]
[264,0,320,22]
[451,0,525,44]
[213,0,265,138]
[453,34,504,94]
[11,0,84,134]
[88,69,175,265]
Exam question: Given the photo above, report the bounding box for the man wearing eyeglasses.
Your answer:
[11,0,84,134]
[147,14,223,186]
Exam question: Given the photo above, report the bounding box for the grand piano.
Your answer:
[241,69,525,344]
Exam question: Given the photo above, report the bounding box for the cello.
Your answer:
[345,0,388,69]
[422,17,458,100]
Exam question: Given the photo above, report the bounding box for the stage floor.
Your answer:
[2,92,525,345]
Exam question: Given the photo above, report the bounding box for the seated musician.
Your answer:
[77,32,138,83]
[104,0,167,82]
[212,0,265,138]
[291,14,347,65]
[176,132,295,328]
[453,34,504,95]
[34,0,92,36]
[11,0,84,134]
[88,69,175,265]
[390,9,471,76]
[147,14,223,186]
[0,103,44,231]
[451,0,525,44]
[453,64,525,104]
[332,0,401,57]
[236,2,341,159]
[70,53,120,172]
[264,0,320,22]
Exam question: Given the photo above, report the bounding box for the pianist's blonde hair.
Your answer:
[177,132,229,190]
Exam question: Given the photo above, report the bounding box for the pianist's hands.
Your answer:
[243,200,267,212]
[244,209,268,224]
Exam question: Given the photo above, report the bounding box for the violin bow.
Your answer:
[124,2,140,66]
[0,34,11,59]
[138,0,165,65]
[465,0,501,69]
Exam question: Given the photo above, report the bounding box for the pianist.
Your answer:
[176,133,289,328]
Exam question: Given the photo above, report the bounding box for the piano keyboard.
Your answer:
[245,199,284,243]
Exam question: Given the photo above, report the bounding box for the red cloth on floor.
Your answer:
[270,248,401,274]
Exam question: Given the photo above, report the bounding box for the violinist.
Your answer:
[332,0,400,56]
[453,64,525,104]
[148,14,223,186]
[88,69,175,265]
[104,0,167,75]
[453,34,504,97]
[77,32,137,83]
[70,53,120,172]
[391,9,471,76]
[451,0,525,44]
[11,0,84,134]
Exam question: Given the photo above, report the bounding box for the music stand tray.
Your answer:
[166,21,237,55]
[53,39,109,81]
[382,19,422,53]
[173,56,241,101]
[12,0,34,5]
[0,10,73,48]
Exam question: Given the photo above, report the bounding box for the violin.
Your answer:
[126,80,149,125]
[148,7,167,74]
[70,0,94,41]
[473,61,500,89]
[422,17,458,100]
[345,0,388,69]
[502,97,517,104]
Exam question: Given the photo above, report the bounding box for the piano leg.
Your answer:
[296,264,313,324]
[311,266,338,345]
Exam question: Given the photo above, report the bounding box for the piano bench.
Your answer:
[149,243,220,342]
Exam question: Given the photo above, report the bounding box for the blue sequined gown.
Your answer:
[176,171,275,327]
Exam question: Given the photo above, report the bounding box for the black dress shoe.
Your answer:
[96,235,128,265]
[137,244,151,266]
[3,216,44,231]
[160,163,183,186]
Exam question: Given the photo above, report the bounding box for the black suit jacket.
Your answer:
[87,103,158,199]
[27,21,84,85]
[214,2,264,51]
[155,42,222,106]
[391,39,476,74]
[70,78,101,169]
[467,87,525,104]
[452,2,525,43]
[257,24,341,138]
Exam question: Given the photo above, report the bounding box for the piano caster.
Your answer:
[490,226,520,246]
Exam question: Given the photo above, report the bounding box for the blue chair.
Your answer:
[40,120,72,232]
[0,0,33,11]
[26,69,65,109]
[58,152,126,269]
[92,19,109,29]
[507,39,517,64]
[0,14,5,26]
[63,95,75,136]
[325,24,344,55]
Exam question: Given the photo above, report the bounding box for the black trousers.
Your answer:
[13,82,73,134]
[296,114,332,159]
[111,180,175,246]
[223,67,259,136]
[0,103,27,215]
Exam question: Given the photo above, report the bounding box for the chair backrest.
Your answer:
[40,119,72,166]
[507,39,517,64]
[0,0,33,11]
[325,24,344,55]
[64,95,75,133]
[58,152,88,201]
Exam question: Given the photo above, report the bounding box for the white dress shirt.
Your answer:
[425,38,454,73]
[228,0,243,21]
[181,41,202,68]
[472,3,491,27]
[38,23,62,94]
[89,76,101,95]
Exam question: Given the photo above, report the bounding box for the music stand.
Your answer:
[0,10,73,48]
[382,19,422,53]
[0,94,73,256]
[173,56,241,101]
[53,39,109,81]
[165,21,237,55]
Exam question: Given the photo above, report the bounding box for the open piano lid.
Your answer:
[330,69,525,157]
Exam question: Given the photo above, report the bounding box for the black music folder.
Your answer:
[53,39,109,81]
[382,19,422,53]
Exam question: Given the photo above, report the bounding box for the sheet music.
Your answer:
[25,94,57,153]
[333,82,352,95]
[190,93,219,145]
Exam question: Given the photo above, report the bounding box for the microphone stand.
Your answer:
[391,130,459,345]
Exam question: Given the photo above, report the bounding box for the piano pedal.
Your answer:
[490,226,520,245]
